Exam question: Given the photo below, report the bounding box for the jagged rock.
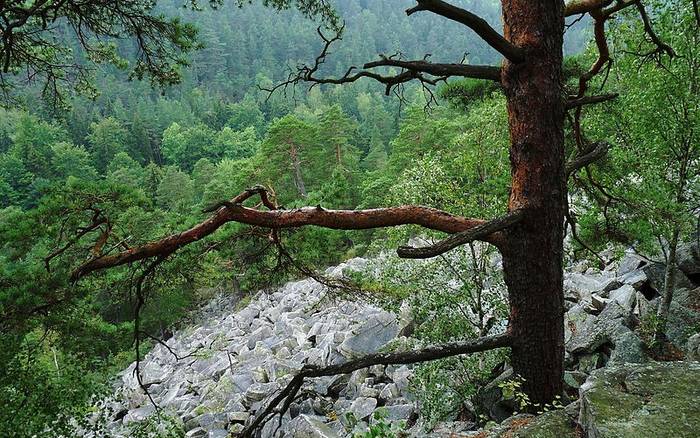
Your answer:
[382,403,415,421]
[427,421,478,437]
[601,278,623,295]
[590,294,609,313]
[390,365,413,397]
[642,263,696,294]
[608,285,636,312]
[564,303,594,345]
[677,241,700,277]
[608,331,647,364]
[564,371,588,390]
[505,410,577,438]
[567,302,631,354]
[619,269,647,289]
[348,397,378,420]
[617,253,646,275]
[580,362,700,438]
[236,303,261,329]
[686,333,700,361]
[243,382,276,406]
[379,382,400,401]
[577,352,606,374]
[633,292,652,317]
[665,287,700,348]
[185,427,207,437]
[564,273,602,302]
[564,400,580,419]
[122,405,155,424]
[231,372,255,393]
[247,325,273,350]
[339,312,399,359]
[286,414,340,438]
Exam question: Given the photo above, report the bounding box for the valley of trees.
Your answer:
[0,0,697,437]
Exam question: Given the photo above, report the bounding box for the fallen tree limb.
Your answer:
[239,332,512,437]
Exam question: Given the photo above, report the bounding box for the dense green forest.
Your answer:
[0,0,698,437]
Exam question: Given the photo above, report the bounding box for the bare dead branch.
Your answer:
[634,1,676,59]
[396,209,525,259]
[405,0,525,63]
[240,332,512,437]
[262,26,501,100]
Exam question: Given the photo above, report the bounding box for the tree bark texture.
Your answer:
[500,0,567,406]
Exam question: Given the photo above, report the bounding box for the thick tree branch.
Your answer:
[565,0,614,16]
[396,209,524,259]
[635,1,675,58]
[566,141,610,176]
[565,93,618,109]
[71,188,502,281]
[240,332,512,437]
[405,0,525,63]
[364,57,501,82]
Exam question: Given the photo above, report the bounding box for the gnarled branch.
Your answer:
[405,0,525,63]
[71,187,503,281]
[262,26,501,100]
[396,209,525,259]
[566,141,610,176]
[364,57,501,82]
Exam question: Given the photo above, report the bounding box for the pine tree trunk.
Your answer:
[500,0,566,407]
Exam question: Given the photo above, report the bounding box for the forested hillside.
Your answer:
[0,1,698,437]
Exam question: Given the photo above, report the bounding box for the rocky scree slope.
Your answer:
[81,245,700,438]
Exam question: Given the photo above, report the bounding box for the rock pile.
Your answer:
[83,258,418,437]
[81,244,700,438]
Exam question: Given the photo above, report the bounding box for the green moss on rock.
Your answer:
[580,362,700,438]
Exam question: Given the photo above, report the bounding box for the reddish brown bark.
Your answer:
[501,0,566,406]
[71,204,500,281]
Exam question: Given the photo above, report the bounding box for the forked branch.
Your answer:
[405,0,525,63]
[262,26,501,99]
